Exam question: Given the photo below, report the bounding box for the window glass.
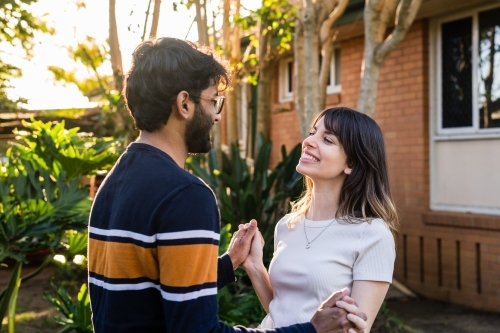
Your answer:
[441,17,473,128]
[478,7,500,128]
[334,48,341,85]
[287,60,293,93]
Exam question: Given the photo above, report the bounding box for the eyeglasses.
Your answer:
[189,95,225,114]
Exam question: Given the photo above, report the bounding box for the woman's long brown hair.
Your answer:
[289,106,399,243]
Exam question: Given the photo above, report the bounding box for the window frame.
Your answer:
[431,3,500,140]
[326,47,342,95]
[278,49,342,103]
[278,58,294,103]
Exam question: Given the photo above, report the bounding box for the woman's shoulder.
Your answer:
[367,218,391,230]
[276,213,294,226]
[274,213,302,232]
[361,218,395,245]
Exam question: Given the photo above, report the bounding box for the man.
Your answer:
[87,37,367,333]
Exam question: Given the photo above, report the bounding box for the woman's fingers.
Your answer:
[347,313,368,330]
[259,231,265,247]
[341,295,355,305]
[335,300,358,314]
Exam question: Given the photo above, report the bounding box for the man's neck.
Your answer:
[135,127,187,168]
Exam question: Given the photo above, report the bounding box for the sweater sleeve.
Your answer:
[157,183,316,333]
[218,254,235,289]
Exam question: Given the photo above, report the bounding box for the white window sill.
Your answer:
[278,94,294,104]
[430,204,500,217]
[433,132,500,141]
[326,85,341,95]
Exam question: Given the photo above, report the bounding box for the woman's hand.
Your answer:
[241,225,264,272]
[238,225,273,313]
[335,296,368,333]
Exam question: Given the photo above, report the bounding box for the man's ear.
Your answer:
[175,91,191,120]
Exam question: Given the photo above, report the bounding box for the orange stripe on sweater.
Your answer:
[88,238,218,288]
[158,244,218,287]
[88,238,159,280]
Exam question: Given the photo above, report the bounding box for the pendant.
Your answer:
[306,244,311,249]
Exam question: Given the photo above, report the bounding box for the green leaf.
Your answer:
[0,261,22,330]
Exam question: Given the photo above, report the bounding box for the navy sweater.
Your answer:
[88,143,315,333]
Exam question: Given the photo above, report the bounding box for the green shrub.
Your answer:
[43,282,93,333]
[0,119,120,331]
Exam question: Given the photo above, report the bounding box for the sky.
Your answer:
[3,0,202,110]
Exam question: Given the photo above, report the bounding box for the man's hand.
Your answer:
[226,219,257,270]
[310,288,368,333]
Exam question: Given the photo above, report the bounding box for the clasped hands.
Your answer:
[226,220,368,333]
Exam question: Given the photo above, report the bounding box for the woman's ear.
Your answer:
[344,160,353,175]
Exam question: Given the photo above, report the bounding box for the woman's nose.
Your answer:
[303,135,316,148]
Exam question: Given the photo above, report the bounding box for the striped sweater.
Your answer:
[88,143,314,333]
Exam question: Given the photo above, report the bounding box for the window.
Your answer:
[430,4,500,217]
[278,58,294,103]
[326,48,342,94]
[278,49,342,103]
[436,5,500,135]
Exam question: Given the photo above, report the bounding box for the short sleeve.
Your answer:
[352,219,395,283]
[273,215,290,252]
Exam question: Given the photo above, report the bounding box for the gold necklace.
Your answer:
[303,217,335,249]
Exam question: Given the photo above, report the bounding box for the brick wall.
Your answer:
[267,19,500,312]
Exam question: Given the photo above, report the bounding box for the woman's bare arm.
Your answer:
[343,280,390,332]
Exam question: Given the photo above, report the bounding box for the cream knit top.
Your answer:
[260,214,395,328]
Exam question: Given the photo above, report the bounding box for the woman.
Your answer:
[242,106,398,332]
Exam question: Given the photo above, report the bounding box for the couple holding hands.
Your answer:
[87,37,396,333]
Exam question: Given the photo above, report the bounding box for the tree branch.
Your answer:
[141,0,153,41]
[149,0,161,39]
[319,0,349,43]
[376,0,422,63]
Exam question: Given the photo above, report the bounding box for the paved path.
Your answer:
[384,284,500,333]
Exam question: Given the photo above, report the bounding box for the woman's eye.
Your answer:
[308,132,316,136]
[323,137,335,144]
[211,100,217,107]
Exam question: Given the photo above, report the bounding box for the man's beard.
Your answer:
[185,103,214,153]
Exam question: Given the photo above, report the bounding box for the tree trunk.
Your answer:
[295,0,348,138]
[294,19,307,139]
[149,0,161,39]
[195,0,209,45]
[222,0,241,147]
[256,31,273,142]
[109,0,123,92]
[303,2,320,132]
[357,47,382,118]
[357,0,423,116]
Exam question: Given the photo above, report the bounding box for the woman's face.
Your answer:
[296,116,351,183]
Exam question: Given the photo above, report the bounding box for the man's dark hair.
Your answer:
[123,37,229,132]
